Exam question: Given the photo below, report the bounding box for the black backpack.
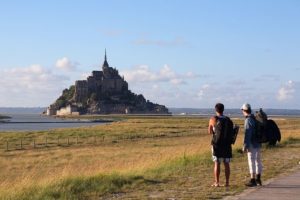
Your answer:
[254,108,268,143]
[212,116,234,145]
[266,119,281,146]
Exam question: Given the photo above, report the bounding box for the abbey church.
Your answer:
[47,51,169,115]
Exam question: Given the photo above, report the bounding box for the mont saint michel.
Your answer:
[47,51,169,115]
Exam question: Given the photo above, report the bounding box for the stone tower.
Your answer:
[102,49,110,78]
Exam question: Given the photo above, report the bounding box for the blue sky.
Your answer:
[0,0,300,109]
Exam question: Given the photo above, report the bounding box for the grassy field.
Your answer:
[0,116,300,199]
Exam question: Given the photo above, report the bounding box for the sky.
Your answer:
[0,0,300,109]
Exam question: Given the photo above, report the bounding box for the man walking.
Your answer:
[241,103,263,187]
[208,103,233,187]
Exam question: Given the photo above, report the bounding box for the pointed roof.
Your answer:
[102,49,109,68]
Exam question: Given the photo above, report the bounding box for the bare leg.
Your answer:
[224,162,230,186]
[213,161,221,186]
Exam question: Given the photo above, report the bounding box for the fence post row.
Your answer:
[1,131,190,151]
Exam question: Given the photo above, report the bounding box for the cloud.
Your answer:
[55,57,79,71]
[133,37,188,47]
[80,72,90,80]
[192,81,275,108]
[277,80,296,101]
[120,64,200,85]
[0,65,70,107]
[197,84,211,100]
[120,69,300,109]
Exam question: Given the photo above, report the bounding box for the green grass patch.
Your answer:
[8,173,144,200]
[147,152,211,179]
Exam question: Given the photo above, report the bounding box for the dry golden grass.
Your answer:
[0,117,208,194]
[0,116,299,199]
[0,136,207,191]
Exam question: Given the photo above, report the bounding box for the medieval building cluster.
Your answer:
[47,51,169,115]
[73,51,128,103]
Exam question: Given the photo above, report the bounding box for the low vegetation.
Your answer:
[0,116,299,199]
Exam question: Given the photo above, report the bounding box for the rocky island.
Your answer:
[47,51,169,115]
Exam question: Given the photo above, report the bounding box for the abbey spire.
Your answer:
[102,49,109,69]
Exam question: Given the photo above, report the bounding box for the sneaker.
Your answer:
[256,178,262,186]
[256,174,262,186]
[245,178,257,187]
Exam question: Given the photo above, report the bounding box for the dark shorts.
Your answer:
[211,144,232,162]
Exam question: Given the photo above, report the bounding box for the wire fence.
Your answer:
[0,129,207,151]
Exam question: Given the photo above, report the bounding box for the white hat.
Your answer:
[241,103,251,111]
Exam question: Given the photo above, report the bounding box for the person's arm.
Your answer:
[208,117,216,134]
[243,118,252,152]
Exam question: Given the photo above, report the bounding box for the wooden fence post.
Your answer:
[33,139,36,149]
[76,136,78,145]
[6,140,8,151]
[57,137,60,146]
[20,138,23,149]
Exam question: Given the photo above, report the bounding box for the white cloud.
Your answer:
[55,57,79,71]
[121,64,199,85]
[197,84,211,100]
[124,73,300,109]
[81,72,90,80]
[170,78,186,85]
[277,80,296,101]
[0,65,70,107]
[192,81,271,108]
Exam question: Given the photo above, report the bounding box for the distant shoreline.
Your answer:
[0,114,11,119]
[1,107,300,116]
[0,114,112,132]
